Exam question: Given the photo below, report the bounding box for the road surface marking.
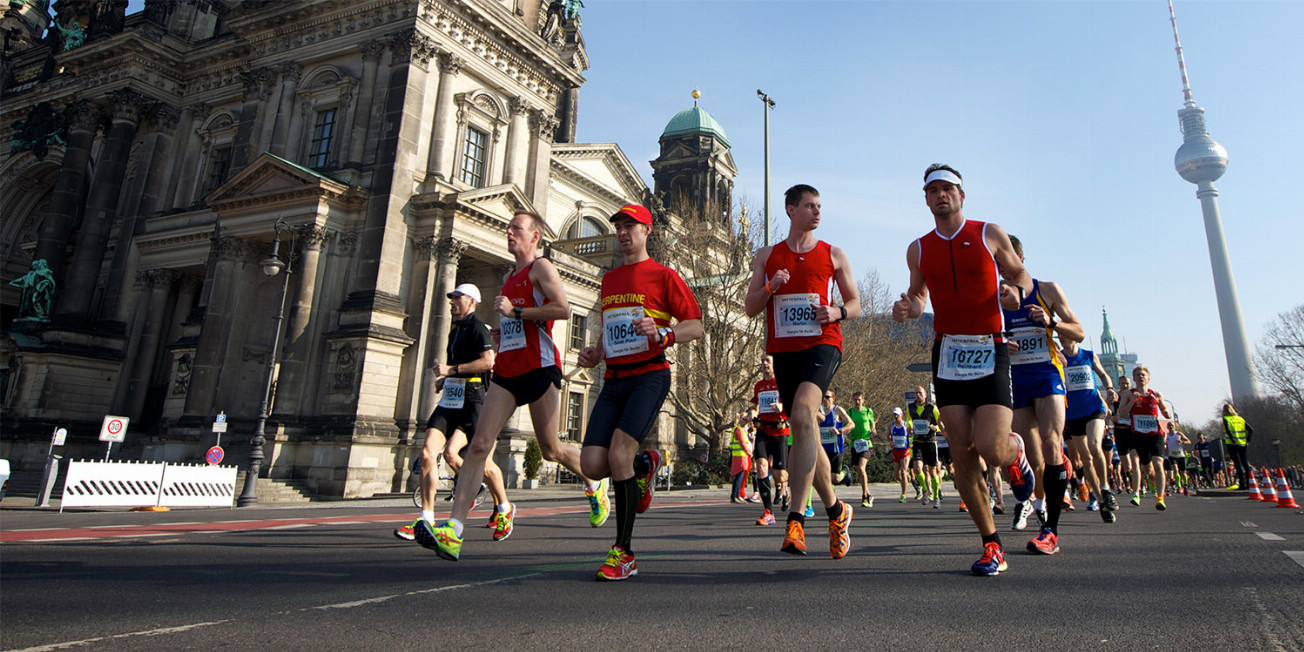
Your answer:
[9,620,231,652]
[1256,532,1284,541]
[1286,551,1304,570]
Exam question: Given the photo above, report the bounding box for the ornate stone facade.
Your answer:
[1,1,723,499]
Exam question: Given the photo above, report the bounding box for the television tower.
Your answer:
[1168,0,1259,399]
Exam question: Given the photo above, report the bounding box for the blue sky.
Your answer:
[111,1,1300,422]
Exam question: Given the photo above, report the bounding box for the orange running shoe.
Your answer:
[780,519,806,555]
[828,501,853,559]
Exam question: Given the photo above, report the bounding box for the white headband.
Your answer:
[923,169,963,190]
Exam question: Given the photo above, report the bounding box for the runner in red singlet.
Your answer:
[892,164,1037,576]
[744,184,859,560]
[1116,365,1173,510]
[750,354,790,525]
[415,212,608,561]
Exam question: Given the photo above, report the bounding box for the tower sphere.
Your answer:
[1175,133,1227,184]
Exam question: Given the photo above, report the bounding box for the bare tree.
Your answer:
[1255,304,1304,415]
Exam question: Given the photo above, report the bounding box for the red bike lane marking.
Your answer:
[1,500,718,543]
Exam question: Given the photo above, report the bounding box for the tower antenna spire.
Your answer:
[1168,0,1196,107]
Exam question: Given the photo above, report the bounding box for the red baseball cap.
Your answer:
[610,204,653,225]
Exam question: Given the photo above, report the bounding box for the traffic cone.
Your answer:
[1275,469,1301,509]
[1260,471,1277,503]
[1246,470,1263,500]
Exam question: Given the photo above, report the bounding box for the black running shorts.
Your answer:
[491,365,562,407]
[930,337,1013,409]
[1134,434,1164,465]
[912,440,939,467]
[770,344,841,410]
[1065,410,1106,440]
[582,368,671,448]
[426,383,485,436]
[753,433,788,470]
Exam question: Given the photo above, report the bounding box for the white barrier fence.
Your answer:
[60,460,237,511]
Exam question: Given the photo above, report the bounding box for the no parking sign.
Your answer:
[206,446,225,465]
[99,415,129,443]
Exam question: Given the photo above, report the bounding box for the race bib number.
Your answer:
[757,390,780,414]
[819,427,837,445]
[1200,448,1211,458]
[853,439,870,453]
[603,306,649,358]
[1065,364,1095,392]
[1009,326,1052,365]
[438,377,467,409]
[774,293,821,338]
[937,334,996,381]
[891,433,909,449]
[912,419,930,436]
[1133,414,1159,434]
[498,316,526,352]
[937,437,949,449]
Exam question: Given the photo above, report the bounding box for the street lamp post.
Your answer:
[756,89,775,246]
[237,218,295,507]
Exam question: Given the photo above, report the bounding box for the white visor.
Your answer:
[923,169,962,190]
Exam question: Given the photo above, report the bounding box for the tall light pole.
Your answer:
[238,217,295,507]
[756,89,775,246]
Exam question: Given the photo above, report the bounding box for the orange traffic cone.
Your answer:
[1246,470,1263,500]
[1275,469,1301,509]
[1260,470,1277,503]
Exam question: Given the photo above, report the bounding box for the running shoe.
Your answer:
[780,519,807,555]
[414,520,462,561]
[484,511,496,528]
[1087,496,1099,511]
[1027,527,1059,555]
[1034,509,1048,528]
[780,494,790,513]
[756,510,776,526]
[992,501,1006,515]
[1156,495,1167,511]
[1005,433,1036,502]
[971,541,1008,576]
[828,501,852,560]
[898,494,907,503]
[635,450,662,514]
[933,499,941,509]
[492,504,515,541]
[803,504,815,518]
[959,500,968,513]
[1101,507,1116,523]
[921,491,930,506]
[1011,501,1032,531]
[1129,493,1140,507]
[1063,497,1076,512]
[595,545,637,581]
[394,520,418,541]
[586,478,610,528]
[861,496,873,508]
[1078,483,1090,503]
[1102,490,1119,512]
[747,492,761,503]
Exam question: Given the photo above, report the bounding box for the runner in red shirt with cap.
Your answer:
[744,184,860,560]
[577,203,703,581]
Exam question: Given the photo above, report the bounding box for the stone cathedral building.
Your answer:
[0,0,738,497]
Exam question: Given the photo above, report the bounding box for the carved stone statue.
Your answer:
[8,259,56,322]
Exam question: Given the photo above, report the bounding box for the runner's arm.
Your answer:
[1035,280,1084,343]
[744,246,775,318]
[817,245,861,324]
[1091,353,1113,391]
[521,258,571,322]
[985,223,1032,310]
[893,240,927,322]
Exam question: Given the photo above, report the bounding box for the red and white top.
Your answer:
[764,240,842,353]
[917,220,1004,336]
[495,260,560,378]
[1129,389,1164,435]
[600,258,701,379]
[751,377,789,435]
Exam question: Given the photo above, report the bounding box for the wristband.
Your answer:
[656,326,676,348]
[453,364,459,375]
[765,281,776,295]
[839,305,848,322]
[514,306,523,320]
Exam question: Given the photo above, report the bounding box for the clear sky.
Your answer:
[112,1,1301,423]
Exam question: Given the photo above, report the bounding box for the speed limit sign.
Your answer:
[99,415,130,443]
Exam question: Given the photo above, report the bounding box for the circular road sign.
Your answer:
[206,446,225,465]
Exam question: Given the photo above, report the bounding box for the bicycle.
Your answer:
[410,455,485,510]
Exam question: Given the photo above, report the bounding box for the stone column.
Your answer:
[268,62,301,157]
[346,40,385,168]
[165,103,207,211]
[183,236,248,418]
[232,67,273,170]
[110,271,152,415]
[405,235,441,425]
[525,111,558,209]
[57,90,145,320]
[270,225,330,417]
[285,100,308,163]
[503,96,529,187]
[428,236,467,366]
[36,100,100,279]
[425,53,464,182]
[126,268,178,418]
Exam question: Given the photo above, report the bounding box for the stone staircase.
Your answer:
[232,473,316,504]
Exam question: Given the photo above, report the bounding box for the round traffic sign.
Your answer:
[107,419,124,434]
[206,446,224,465]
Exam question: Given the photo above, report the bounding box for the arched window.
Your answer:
[566,216,607,239]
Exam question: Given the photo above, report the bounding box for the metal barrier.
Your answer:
[59,460,237,511]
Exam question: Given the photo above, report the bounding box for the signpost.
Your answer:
[98,415,129,461]
[209,412,227,466]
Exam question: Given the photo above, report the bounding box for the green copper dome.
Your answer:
[661,107,730,147]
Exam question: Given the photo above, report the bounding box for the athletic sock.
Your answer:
[1043,465,1067,532]
[981,532,1002,547]
[825,499,844,521]
[1072,467,1085,488]
[787,511,805,526]
[448,518,464,538]
[497,502,511,513]
[929,475,940,497]
[614,478,639,552]
[760,475,774,511]
[586,481,600,493]
[632,452,651,476]
[420,510,435,524]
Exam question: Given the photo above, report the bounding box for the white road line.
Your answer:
[310,572,543,611]
[262,523,316,530]
[1256,532,1285,541]
[8,620,231,652]
[1285,551,1304,570]
[1240,521,1258,528]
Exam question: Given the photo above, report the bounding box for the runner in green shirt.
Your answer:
[847,391,877,507]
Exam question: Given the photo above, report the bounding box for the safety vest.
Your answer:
[1223,415,1248,446]
[730,427,748,457]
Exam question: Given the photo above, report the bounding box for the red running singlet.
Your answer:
[1130,389,1164,434]
[917,219,1004,336]
[764,240,842,353]
[494,260,560,378]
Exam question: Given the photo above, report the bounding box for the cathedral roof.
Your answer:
[660,106,730,148]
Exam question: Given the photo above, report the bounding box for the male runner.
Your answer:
[1165,422,1191,495]
[1117,365,1173,510]
[847,391,877,507]
[1194,433,1215,488]
[1059,334,1118,523]
[751,354,790,525]
[819,389,853,490]
[414,212,610,560]
[576,204,703,581]
[907,386,944,508]
[892,163,1036,575]
[1113,375,1142,503]
[396,284,508,541]
[744,183,859,559]
[889,407,912,502]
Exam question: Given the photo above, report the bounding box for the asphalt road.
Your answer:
[2,486,1302,651]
